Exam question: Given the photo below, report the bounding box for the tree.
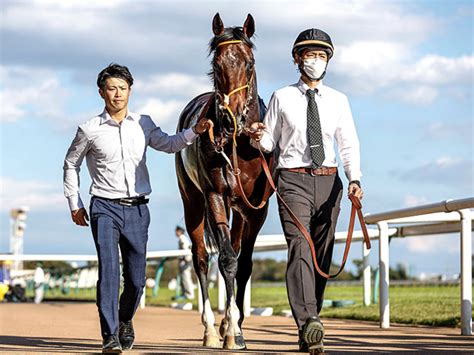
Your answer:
[24,261,75,274]
[352,258,364,279]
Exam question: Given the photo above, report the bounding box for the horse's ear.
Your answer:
[243,14,255,38]
[212,13,224,36]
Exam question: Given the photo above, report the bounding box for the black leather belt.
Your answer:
[99,196,149,207]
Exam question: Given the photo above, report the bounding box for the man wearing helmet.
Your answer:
[249,29,363,353]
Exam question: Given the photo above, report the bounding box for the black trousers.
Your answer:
[277,170,343,330]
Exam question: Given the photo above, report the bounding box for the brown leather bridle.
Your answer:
[213,40,254,146]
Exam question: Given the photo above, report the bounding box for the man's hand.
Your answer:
[193,118,214,135]
[348,182,364,200]
[71,208,89,227]
[247,122,266,141]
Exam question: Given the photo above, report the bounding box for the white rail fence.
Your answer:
[1,198,472,335]
[364,197,473,336]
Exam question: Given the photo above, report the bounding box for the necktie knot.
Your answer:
[306,89,318,100]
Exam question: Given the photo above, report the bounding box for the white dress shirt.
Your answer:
[63,109,197,211]
[178,233,192,262]
[255,79,361,182]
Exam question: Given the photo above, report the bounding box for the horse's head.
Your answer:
[209,13,256,141]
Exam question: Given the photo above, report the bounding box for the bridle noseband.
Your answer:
[214,40,254,146]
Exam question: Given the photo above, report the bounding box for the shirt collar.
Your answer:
[297,78,324,97]
[99,109,138,124]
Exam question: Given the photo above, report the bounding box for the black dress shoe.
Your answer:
[102,335,122,353]
[301,317,324,354]
[298,337,309,352]
[119,320,135,350]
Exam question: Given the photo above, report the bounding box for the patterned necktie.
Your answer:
[306,89,325,168]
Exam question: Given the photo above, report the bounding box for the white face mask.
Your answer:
[302,58,327,81]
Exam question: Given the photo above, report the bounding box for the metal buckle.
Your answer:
[119,199,134,207]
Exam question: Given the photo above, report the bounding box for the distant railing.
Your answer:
[364,197,473,336]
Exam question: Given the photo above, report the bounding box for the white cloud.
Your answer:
[399,156,473,189]
[389,85,439,105]
[425,121,473,143]
[0,66,68,123]
[134,73,211,98]
[0,177,64,212]
[332,41,408,93]
[0,0,467,107]
[135,98,186,132]
[332,44,473,103]
[404,195,428,208]
[0,66,211,133]
[406,234,459,254]
[401,55,474,85]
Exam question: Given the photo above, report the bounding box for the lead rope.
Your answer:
[255,144,371,279]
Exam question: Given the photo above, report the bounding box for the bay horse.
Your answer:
[175,13,272,350]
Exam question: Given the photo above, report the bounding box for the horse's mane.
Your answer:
[208,27,255,82]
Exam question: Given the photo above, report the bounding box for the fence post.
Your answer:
[197,278,203,314]
[243,276,251,317]
[152,258,167,297]
[459,209,472,336]
[377,221,390,328]
[363,242,371,306]
[218,269,225,313]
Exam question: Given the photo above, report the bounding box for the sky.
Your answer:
[0,0,473,277]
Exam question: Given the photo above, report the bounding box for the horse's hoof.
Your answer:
[203,333,220,348]
[223,334,247,350]
[219,319,228,338]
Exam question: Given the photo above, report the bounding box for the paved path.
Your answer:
[0,302,472,354]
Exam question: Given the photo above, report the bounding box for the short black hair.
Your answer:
[175,225,185,233]
[97,63,134,89]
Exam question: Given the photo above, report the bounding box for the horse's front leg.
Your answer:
[207,191,246,350]
[235,206,268,328]
[178,163,220,348]
[192,242,220,348]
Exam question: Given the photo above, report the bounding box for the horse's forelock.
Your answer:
[208,27,255,55]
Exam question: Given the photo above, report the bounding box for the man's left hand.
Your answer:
[193,118,214,135]
[348,182,364,199]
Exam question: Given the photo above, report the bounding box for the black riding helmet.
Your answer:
[292,28,334,59]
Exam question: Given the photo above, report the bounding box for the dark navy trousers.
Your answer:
[90,196,150,339]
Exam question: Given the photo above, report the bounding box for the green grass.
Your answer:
[322,285,467,327]
[40,284,472,328]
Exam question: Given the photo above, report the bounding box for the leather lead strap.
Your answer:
[256,146,371,279]
[231,143,273,210]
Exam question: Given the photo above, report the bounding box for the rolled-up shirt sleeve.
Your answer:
[335,95,362,182]
[250,92,281,153]
[63,127,90,211]
[149,123,197,153]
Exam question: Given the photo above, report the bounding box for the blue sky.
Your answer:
[0,0,472,276]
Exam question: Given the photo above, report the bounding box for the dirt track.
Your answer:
[0,302,472,354]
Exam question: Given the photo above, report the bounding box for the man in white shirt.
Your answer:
[249,29,363,354]
[175,226,195,300]
[34,263,45,304]
[63,63,210,353]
